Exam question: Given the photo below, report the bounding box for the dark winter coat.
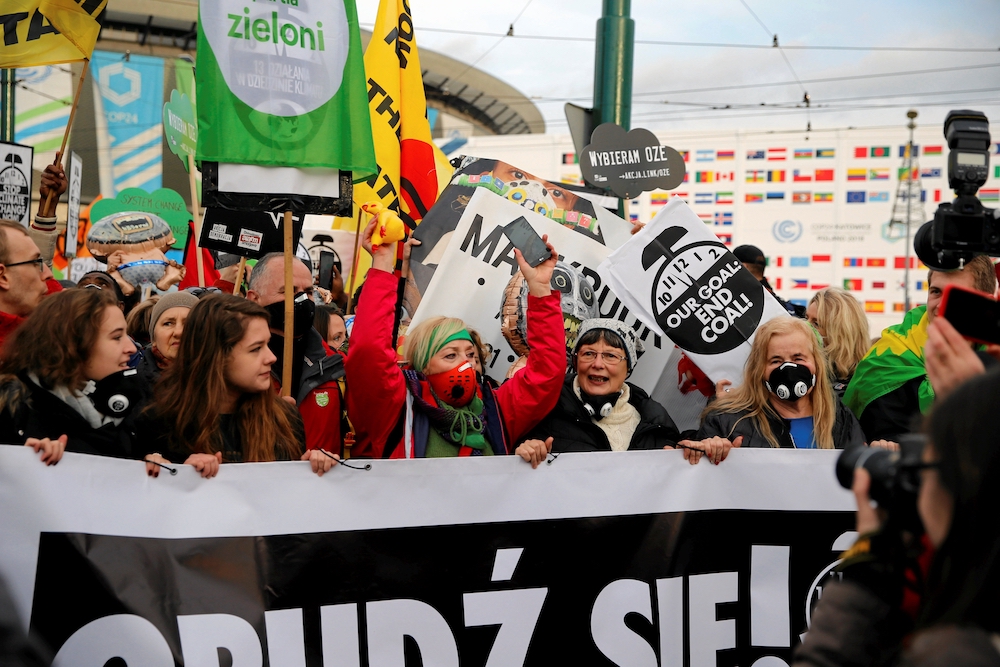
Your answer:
[697,395,866,449]
[525,375,682,453]
[0,374,138,458]
[794,581,1000,667]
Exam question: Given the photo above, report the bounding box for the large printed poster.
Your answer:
[0,447,856,667]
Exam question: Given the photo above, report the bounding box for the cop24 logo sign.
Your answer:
[773,219,803,243]
[642,226,766,354]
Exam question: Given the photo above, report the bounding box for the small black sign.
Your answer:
[199,208,304,259]
[0,141,33,227]
[580,123,685,199]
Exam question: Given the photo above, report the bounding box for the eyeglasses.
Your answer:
[577,350,626,366]
[5,257,44,273]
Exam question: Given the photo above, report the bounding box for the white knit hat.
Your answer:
[574,318,642,371]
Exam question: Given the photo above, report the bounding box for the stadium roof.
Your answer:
[100,0,544,135]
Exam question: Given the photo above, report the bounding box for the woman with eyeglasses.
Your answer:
[795,369,1000,667]
[516,319,705,467]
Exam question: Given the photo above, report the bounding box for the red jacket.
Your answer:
[346,268,566,459]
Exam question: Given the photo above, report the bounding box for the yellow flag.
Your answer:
[353,0,438,230]
[0,0,106,68]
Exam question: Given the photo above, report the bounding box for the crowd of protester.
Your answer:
[3,166,1000,666]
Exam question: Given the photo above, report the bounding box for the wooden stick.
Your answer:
[345,206,364,314]
[187,153,204,287]
[40,60,89,218]
[232,256,246,295]
[281,210,294,397]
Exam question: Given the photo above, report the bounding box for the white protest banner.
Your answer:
[410,188,673,395]
[0,141,33,227]
[599,196,790,385]
[65,151,82,256]
[0,447,855,665]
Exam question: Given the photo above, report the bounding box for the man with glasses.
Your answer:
[0,219,57,347]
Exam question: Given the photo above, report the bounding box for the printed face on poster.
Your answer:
[600,196,790,384]
[410,189,674,395]
[0,142,33,227]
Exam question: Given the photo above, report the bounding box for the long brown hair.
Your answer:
[152,294,301,461]
[2,287,121,392]
[706,317,837,449]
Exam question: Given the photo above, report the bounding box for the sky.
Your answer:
[356,0,1000,139]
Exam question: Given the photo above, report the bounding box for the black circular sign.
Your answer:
[649,240,765,354]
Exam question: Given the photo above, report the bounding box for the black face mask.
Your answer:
[83,369,143,418]
[764,362,816,402]
[265,292,316,338]
[578,387,622,421]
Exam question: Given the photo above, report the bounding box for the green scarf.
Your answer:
[843,305,935,418]
[425,395,492,458]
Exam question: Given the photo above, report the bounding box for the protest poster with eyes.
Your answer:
[410,188,678,404]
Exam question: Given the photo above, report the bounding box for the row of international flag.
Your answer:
[771,256,925,269]
[646,189,1000,205]
[679,167,947,184]
[563,144,1000,167]
[785,298,916,314]
[779,278,925,291]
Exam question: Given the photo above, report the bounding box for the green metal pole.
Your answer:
[593,0,634,131]
[0,69,14,143]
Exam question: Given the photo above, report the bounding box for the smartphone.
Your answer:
[502,217,550,267]
[939,284,1000,345]
[317,251,341,291]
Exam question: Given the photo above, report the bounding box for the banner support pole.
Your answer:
[40,60,88,218]
[186,153,204,287]
[345,206,363,314]
[233,256,246,295]
[281,210,294,397]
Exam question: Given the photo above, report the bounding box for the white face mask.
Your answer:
[505,177,558,217]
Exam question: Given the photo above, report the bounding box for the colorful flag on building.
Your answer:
[650,193,669,206]
[716,150,734,160]
[790,257,809,267]
[814,192,833,202]
[716,191,733,204]
[679,150,689,162]
[866,258,886,267]
[812,254,832,263]
[869,168,889,180]
[714,211,733,225]
[980,188,999,202]
[846,191,866,203]
[872,281,886,289]
[854,147,867,158]
[792,191,810,204]
[767,170,785,182]
[794,149,813,159]
[870,146,890,158]
[816,148,835,158]
[920,168,941,178]
[923,145,943,156]
[91,51,164,197]
[847,169,867,181]
[746,170,766,182]
[844,279,863,290]
[869,192,889,202]
[768,148,786,160]
[793,279,809,289]
[793,169,812,182]
[815,169,834,181]
[865,301,885,313]
[695,192,713,204]
[746,193,763,203]
[900,145,920,157]
[717,233,732,245]
[696,149,714,162]
[14,66,72,170]
[747,149,765,160]
[695,171,713,183]
[698,212,712,223]
[196,0,376,178]
[766,192,784,200]
[0,0,107,68]
[844,257,862,267]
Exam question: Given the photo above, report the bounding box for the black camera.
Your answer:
[836,435,926,532]
[914,110,998,271]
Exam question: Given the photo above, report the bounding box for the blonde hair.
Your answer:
[403,316,468,373]
[707,317,837,449]
[809,288,870,379]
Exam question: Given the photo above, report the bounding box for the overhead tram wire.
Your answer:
[359,23,999,53]
[448,0,534,85]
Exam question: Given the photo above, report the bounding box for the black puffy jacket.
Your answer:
[525,375,681,452]
[697,395,866,449]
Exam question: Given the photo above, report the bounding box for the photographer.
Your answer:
[795,369,1000,666]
